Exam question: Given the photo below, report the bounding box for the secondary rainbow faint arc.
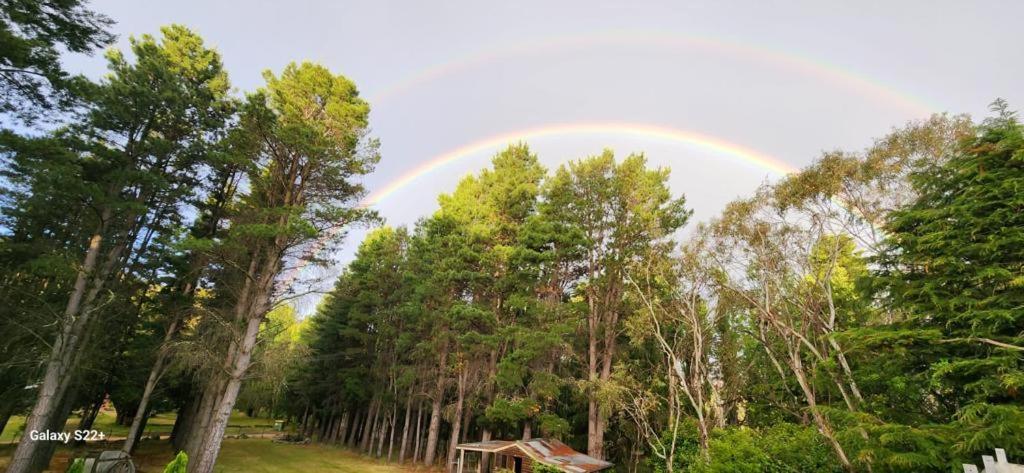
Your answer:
[358,122,797,208]
[367,30,936,116]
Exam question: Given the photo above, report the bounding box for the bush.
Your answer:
[163,451,188,473]
[650,423,843,473]
[66,459,85,473]
[534,463,563,473]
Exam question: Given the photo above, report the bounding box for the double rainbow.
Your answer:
[284,30,937,290]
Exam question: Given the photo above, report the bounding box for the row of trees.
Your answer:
[1,3,1020,472]
[291,106,1022,472]
[1,8,377,472]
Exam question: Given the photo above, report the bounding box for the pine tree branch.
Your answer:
[940,337,1024,351]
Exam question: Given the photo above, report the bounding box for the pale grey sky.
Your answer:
[66,0,1023,313]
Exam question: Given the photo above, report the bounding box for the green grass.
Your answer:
[1,410,430,472]
[210,440,420,473]
[1,409,275,444]
[0,438,427,472]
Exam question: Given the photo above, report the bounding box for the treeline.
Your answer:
[292,108,1023,472]
[0,8,377,473]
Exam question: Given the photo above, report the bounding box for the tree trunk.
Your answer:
[790,348,852,471]
[131,405,152,448]
[74,390,105,445]
[334,411,348,444]
[347,409,363,446]
[376,409,388,457]
[370,409,382,454]
[586,301,605,460]
[189,314,263,473]
[424,344,447,467]
[424,396,443,466]
[362,398,380,452]
[323,415,335,443]
[183,378,220,460]
[413,402,424,463]
[480,429,492,470]
[399,395,412,462]
[522,422,532,440]
[387,402,398,461]
[171,391,199,450]
[6,224,113,473]
[123,318,179,453]
[445,369,467,472]
[25,385,78,472]
[460,404,471,443]
[587,397,603,460]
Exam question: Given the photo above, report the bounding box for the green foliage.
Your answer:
[677,424,842,473]
[162,451,188,473]
[66,458,85,473]
[869,103,1024,463]
[0,0,114,121]
[2,10,1018,471]
[534,463,564,473]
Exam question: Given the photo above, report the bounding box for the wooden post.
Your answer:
[458,448,465,473]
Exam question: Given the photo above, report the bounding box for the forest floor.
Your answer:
[1,409,433,472]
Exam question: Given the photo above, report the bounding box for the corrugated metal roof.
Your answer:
[456,438,614,472]
[519,439,614,472]
[454,440,516,452]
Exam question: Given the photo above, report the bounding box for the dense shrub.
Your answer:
[163,451,188,473]
[66,459,85,473]
[650,423,843,472]
[534,463,563,473]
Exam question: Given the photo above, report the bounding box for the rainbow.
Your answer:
[359,122,795,207]
[286,30,937,288]
[281,122,797,287]
[366,29,937,116]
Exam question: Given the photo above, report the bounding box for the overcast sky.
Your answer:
[66,0,1023,313]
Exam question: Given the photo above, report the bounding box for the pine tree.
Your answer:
[873,101,1024,460]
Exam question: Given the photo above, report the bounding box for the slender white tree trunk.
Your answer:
[413,402,424,463]
[387,404,398,461]
[398,396,412,462]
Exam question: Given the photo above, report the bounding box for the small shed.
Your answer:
[455,438,613,473]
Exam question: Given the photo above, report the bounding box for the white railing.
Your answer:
[963,449,1024,473]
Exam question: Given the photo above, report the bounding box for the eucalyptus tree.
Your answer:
[622,239,720,469]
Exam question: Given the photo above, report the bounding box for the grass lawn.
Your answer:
[0,438,428,472]
[0,409,430,471]
[137,440,426,473]
[1,408,275,444]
